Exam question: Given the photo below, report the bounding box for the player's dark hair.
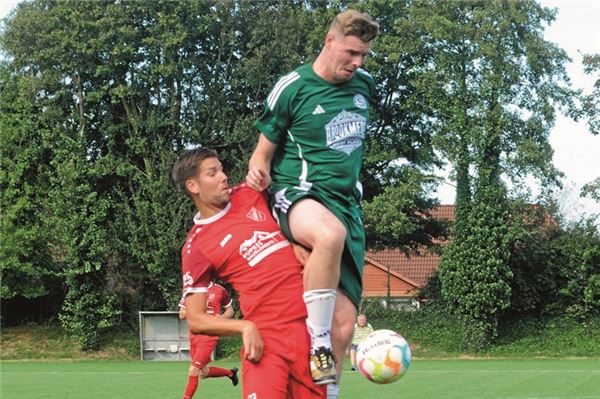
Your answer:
[172,147,218,195]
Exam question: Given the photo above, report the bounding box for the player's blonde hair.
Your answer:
[329,9,379,43]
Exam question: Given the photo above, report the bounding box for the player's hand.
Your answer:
[241,321,263,363]
[245,167,271,191]
[292,243,312,266]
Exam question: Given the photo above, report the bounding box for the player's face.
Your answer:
[188,157,230,211]
[326,33,372,83]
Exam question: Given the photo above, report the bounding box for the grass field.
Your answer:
[2,358,599,399]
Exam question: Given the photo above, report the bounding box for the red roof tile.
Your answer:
[365,248,440,287]
[361,205,454,297]
[360,204,555,298]
[427,204,455,221]
[362,260,419,297]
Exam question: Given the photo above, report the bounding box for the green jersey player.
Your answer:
[246,9,380,397]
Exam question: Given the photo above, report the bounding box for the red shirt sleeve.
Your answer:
[182,244,215,299]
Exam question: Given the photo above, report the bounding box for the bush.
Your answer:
[216,335,243,360]
[489,316,600,357]
[362,299,470,356]
[361,300,600,358]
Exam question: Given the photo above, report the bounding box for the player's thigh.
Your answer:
[242,353,290,399]
[288,198,346,248]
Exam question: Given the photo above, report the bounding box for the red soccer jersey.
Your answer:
[181,185,307,328]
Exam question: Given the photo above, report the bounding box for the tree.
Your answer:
[580,53,599,135]
[0,64,62,303]
[355,0,449,251]
[580,53,599,204]
[0,1,349,335]
[549,218,600,319]
[3,0,581,350]
[504,201,560,318]
[408,0,577,348]
[582,177,600,203]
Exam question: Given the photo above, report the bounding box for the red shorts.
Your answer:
[189,333,219,369]
[240,319,326,399]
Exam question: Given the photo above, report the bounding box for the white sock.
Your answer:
[303,289,336,351]
[327,383,340,399]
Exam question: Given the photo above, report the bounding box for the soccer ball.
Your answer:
[356,329,411,384]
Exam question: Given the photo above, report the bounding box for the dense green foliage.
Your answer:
[1,0,596,351]
[0,0,442,349]
[412,0,579,349]
[580,53,599,135]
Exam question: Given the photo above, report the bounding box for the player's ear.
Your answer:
[325,31,336,47]
[186,178,200,195]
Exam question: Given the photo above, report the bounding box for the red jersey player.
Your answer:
[179,282,238,399]
[172,147,325,399]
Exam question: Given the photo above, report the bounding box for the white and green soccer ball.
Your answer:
[356,329,411,384]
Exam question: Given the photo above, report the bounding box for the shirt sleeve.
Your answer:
[182,247,214,299]
[253,73,295,145]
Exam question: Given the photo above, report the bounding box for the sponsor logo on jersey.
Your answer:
[312,104,326,115]
[220,233,232,247]
[325,110,367,155]
[183,271,193,287]
[353,94,367,109]
[246,207,266,222]
[239,231,290,267]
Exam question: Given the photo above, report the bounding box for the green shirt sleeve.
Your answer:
[254,70,299,145]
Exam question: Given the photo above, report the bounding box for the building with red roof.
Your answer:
[362,205,455,306]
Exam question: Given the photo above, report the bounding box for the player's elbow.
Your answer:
[187,319,207,335]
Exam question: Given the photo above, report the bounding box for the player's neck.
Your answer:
[312,55,336,84]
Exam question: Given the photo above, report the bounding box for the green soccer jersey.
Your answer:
[254,63,375,199]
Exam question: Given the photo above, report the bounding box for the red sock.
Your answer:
[183,375,199,399]
[207,366,232,378]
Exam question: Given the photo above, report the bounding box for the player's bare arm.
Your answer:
[246,133,276,191]
[185,292,264,362]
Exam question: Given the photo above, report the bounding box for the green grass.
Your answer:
[2,358,599,399]
[0,323,138,361]
[2,321,599,398]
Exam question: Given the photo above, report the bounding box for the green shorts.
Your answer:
[269,185,365,308]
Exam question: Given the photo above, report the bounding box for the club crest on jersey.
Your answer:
[246,207,266,222]
[325,110,367,155]
[183,271,193,287]
[353,94,367,109]
[239,231,290,267]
